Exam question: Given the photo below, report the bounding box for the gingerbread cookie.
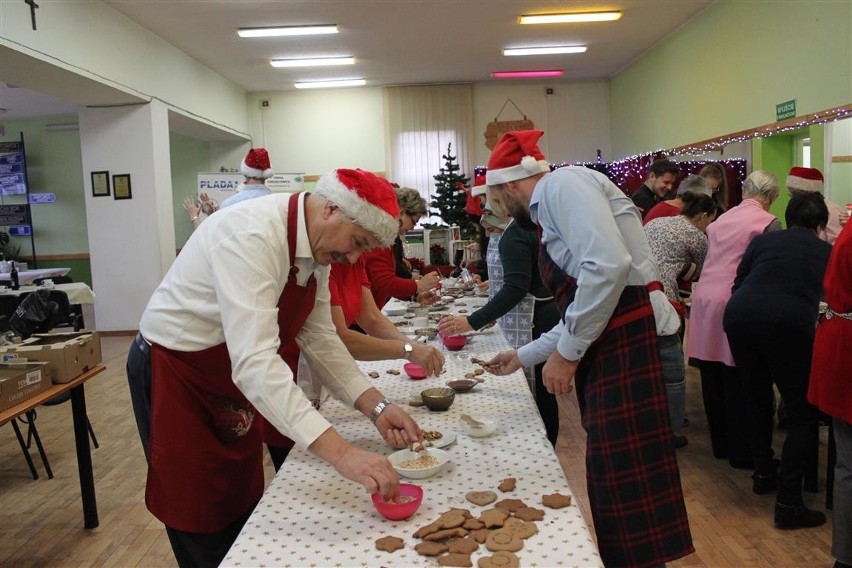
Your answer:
[368,371,380,378]
[439,552,473,567]
[415,541,449,556]
[485,529,523,552]
[448,536,479,554]
[542,492,572,509]
[466,490,497,506]
[478,507,509,528]
[478,551,520,568]
[463,518,485,531]
[494,498,526,513]
[503,517,538,539]
[375,535,405,553]
[424,528,468,541]
[513,506,545,522]
[498,478,516,492]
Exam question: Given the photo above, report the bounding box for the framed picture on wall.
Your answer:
[113,174,132,200]
[91,171,110,197]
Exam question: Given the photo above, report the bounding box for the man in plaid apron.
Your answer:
[484,131,693,568]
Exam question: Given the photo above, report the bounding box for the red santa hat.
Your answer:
[786,167,824,193]
[485,130,550,185]
[240,148,274,179]
[313,169,400,245]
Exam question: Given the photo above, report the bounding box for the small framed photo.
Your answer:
[113,174,132,200]
[91,171,110,197]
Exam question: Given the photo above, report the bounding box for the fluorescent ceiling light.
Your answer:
[503,46,587,56]
[271,57,355,68]
[294,78,366,89]
[491,70,564,79]
[519,12,621,24]
[238,25,338,38]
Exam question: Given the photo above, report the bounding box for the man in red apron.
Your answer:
[127,169,422,568]
[482,131,693,568]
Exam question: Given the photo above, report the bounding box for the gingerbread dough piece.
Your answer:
[542,492,572,509]
[513,506,545,522]
[498,478,516,492]
[415,541,449,556]
[448,536,479,554]
[469,528,491,543]
[439,552,473,567]
[477,551,520,568]
[375,535,405,553]
[503,517,538,539]
[463,518,485,531]
[485,529,523,552]
[466,490,498,506]
[478,507,509,528]
[425,528,468,541]
[494,498,527,513]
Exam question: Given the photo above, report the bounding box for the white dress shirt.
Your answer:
[140,192,373,449]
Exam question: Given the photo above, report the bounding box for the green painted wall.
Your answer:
[170,133,213,248]
[611,1,852,158]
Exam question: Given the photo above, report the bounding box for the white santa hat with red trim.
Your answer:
[786,166,824,193]
[313,169,400,245]
[240,148,274,179]
[485,130,550,185]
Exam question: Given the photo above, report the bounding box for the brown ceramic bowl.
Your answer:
[447,379,477,393]
[420,387,456,411]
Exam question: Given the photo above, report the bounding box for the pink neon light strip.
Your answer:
[491,70,564,78]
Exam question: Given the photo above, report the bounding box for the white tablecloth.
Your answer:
[0,282,95,305]
[223,296,601,567]
[0,267,70,285]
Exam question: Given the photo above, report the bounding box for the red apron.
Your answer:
[146,192,317,533]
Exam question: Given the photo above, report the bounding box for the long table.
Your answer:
[0,365,106,528]
[223,296,601,567]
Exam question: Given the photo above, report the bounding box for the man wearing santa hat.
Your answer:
[483,130,693,568]
[786,166,848,244]
[126,168,422,568]
[221,147,274,209]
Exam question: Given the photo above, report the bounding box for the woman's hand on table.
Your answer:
[482,349,522,375]
[416,271,440,294]
[437,315,472,337]
[332,445,401,498]
[375,404,423,449]
[542,351,578,395]
[409,343,445,376]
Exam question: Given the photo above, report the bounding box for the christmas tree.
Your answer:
[430,143,476,238]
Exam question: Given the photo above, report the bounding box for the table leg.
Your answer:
[70,384,99,529]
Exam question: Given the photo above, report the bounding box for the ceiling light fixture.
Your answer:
[519,11,621,24]
[271,57,355,68]
[491,70,564,79]
[503,46,587,56]
[237,25,338,38]
[294,78,366,89]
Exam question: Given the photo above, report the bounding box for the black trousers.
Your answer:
[532,300,560,447]
[726,322,819,504]
[698,360,753,467]
[126,335,255,568]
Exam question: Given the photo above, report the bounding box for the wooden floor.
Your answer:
[0,335,834,567]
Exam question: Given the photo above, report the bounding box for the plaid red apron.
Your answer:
[538,238,693,567]
[146,193,316,533]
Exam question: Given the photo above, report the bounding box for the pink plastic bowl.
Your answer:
[442,335,468,351]
[372,483,424,520]
[404,362,428,380]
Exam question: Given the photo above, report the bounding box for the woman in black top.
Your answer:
[723,192,832,530]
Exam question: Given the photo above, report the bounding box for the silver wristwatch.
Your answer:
[370,398,392,424]
[403,342,413,360]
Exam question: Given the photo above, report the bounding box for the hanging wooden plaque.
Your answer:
[484,119,535,149]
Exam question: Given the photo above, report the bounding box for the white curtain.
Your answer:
[383,84,474,224]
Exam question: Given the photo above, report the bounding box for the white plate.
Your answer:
[422,429,456,449]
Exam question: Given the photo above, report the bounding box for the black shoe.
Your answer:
[752,472,777,494]
[674,435,688,449]
[729,456,755,469]
[774,502,827,529]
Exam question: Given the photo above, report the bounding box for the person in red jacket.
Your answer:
[808,221,852,566]
[364,186,440,307]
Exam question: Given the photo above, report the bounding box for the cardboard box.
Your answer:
[0,331,102,384]
[0,362,51,412]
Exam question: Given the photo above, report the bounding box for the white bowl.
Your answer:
[388,448,450,479]
[460,415,498,438]
[385,305,408,316]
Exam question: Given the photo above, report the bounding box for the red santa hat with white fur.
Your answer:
[485,130,550,185]
[240,148,275,179]
[313,169,400,245]
[786,167,824,193]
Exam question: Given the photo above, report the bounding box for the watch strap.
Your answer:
[370,398,392,424]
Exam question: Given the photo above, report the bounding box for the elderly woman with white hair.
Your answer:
[686,170,782,469]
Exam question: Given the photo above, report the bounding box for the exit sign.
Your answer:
[776,99,796,121]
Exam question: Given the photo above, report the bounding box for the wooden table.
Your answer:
[1,365,106,529]
[223,296,602,567]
